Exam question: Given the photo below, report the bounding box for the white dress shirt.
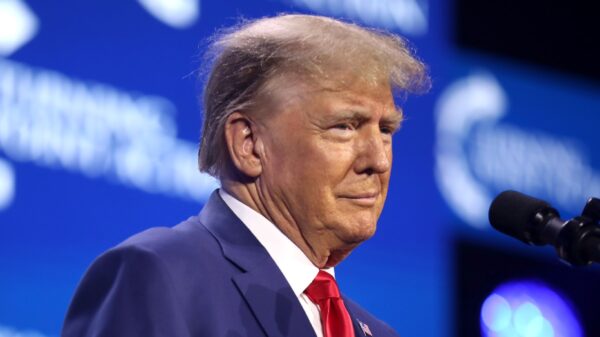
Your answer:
[219,189,334,337]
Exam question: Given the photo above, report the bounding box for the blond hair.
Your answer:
[199,14,429,178]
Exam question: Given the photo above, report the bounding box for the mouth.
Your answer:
[338,192,380,207]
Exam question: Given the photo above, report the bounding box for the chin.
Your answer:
[324,221,376,268]
[338,220,377,244]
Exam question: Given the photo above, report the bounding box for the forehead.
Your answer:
[259,75,400,119]
[319,85,397,111]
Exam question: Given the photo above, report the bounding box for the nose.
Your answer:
[354,127,391,175]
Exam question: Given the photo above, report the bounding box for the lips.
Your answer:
[338,191,380,206]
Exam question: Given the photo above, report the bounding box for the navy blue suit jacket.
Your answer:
[62,191,400,337]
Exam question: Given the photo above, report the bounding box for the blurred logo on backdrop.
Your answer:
[0,0,38,56]
[0,59,218,212]
[435,73,600,228]
[0,324,48,337]
[286,0,427,36]
[137,0,201,29]
[0,158,15,211]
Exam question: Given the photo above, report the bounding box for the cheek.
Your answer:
[289,142,354,179]
[264,133,358,205]
[263,147,329,202]
[311,142,357,174]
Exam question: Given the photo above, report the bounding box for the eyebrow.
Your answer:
[331,107,404,127]
[387,106,404,127]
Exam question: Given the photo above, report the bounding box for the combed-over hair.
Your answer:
[198,14,429,178]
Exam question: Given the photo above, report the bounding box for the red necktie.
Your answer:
[304,271,355,337]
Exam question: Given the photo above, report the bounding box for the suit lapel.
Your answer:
[199,191,317,337]
[345,301,365,337]
[233,263,317,337]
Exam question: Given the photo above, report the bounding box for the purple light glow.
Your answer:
[480,280,583,337]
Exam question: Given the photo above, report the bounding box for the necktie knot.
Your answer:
[304,270,340,302]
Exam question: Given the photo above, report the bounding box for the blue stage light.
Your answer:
[480,280,582,337]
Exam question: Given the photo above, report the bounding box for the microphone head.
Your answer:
[489,190,558,244]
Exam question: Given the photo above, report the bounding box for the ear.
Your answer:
[224,112,263,178]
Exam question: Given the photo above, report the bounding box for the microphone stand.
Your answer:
[552,197,600,266]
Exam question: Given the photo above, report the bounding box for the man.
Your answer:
[62,14,428,337]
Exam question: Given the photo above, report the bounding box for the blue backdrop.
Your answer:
[1,1,599,336]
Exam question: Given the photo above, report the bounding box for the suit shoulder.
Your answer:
[95,215,228,287]
[73,215,218,290]
[63,234,192,337]
[114,215,220,258]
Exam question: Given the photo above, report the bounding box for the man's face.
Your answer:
[254,79,401,267]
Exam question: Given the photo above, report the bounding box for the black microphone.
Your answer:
[489,190,600,266]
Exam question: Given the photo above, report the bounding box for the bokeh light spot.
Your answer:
[513,302,543,337]
[482,293,512,331]
[480,280,582,337]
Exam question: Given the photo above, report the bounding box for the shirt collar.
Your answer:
[219,189,334,296]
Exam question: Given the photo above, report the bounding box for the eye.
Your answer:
[380,126,393,134]
[332,123,355,131]
[380,125,397,135]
